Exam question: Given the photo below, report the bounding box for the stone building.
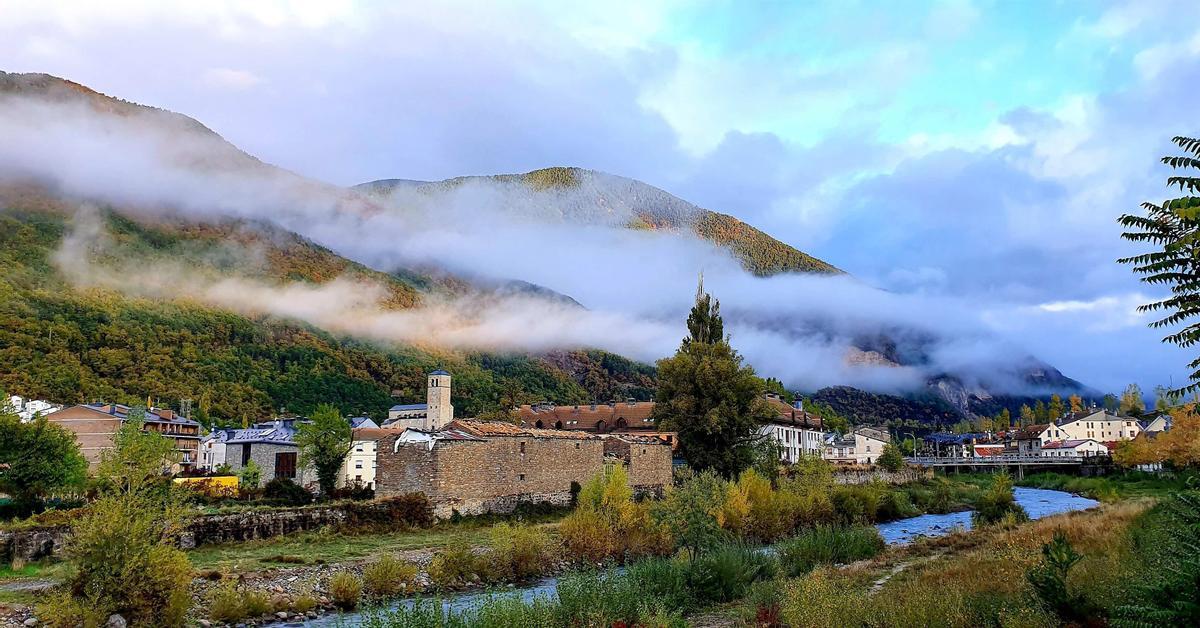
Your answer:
[601,434,673,493]
[44,403,202,469]
[214,419,317,488]
[376,419,672,516]
[383,370,455,431]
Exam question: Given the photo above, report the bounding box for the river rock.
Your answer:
[23,619,38,627]
[105,615,126,628]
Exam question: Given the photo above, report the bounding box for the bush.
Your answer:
[560,466,672,564]
[972,473,1029,526]
[241,589,272,617]
[208,583,246,623]
[776,525,885,577]
[262,477,312,506]
[362,554,419,597]
[292,594,318,614]
[488,522,559,581]
[877,443,905,472]
[345,493,434,529]
[685,543,777,604]
[428,546,495,589]
[329,572,363,610]
[560,507,618,564]
[831,484,881,524]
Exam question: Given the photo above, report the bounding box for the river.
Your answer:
[284,487,1099,626]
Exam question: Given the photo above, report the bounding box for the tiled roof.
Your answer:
[352,427,392,441]
[450,419,599,440]
[974,444,1004,457]
[763,397,824,429]
[81,403,200,426]
[1013,424,1050,440]
[389,403,428,412]
[517,401,655,431]
[1042,439,1100,449]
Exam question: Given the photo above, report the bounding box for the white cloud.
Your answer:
[200,67,262,90]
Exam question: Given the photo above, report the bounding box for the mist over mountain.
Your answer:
[0,71,1092,419]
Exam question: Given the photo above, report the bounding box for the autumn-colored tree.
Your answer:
[1119,383,1146,416]
[1019,404,1036,426]
[1114,404,1200,468]
[1069,394,1083,413]
[999,408,1012,429]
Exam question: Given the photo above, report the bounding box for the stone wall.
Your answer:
[377,434,609,517]
[0,500,419,564]
[603,437,673,490]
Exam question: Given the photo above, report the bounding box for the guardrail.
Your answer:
[905,455,1085,465]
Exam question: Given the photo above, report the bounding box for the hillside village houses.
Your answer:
[7,395,62,422]
[758,394,825,463]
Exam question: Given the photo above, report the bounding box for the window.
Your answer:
[241,444,252,466]
[355,462,363,469]
[356,446,363,452]
[519,441,526,454]
[574,443,580,449]
[518,473,526,481]
[275,452,297,479]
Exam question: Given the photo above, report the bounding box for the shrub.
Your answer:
[743,578,785,627]
[561,466,673,564]
[831,483,885,524]
[262,477,312,506]
[972,473,1029,526]
[329,572,363,610]
[1115,491,1200,626]
[653,470,727,557]
[559,507,618,564]
[345,492,434,529]
[776,525,885,577]
[362,554,419,597]
[292,594,318,614]
[237,460,262,488]
[780,568,867,628]
[877,442,905,472]
[488,522,559,581]
[1027,530,1092,623]
[428,546,494,589]
[685,543,777,604]
[241,589,272,617]
[208,583,246,623]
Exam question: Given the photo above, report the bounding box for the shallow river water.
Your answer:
[286,487,1099,626]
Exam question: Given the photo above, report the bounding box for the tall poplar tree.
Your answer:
[652,279,775,478]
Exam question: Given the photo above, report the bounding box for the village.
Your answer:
[11,369,1173,517]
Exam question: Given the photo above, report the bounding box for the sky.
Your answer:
[2,0,1198,396]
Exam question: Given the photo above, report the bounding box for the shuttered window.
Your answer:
[275,452,297,479]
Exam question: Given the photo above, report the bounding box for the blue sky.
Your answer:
[2,0,1198,396]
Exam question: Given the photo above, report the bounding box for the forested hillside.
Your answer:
[358,167,840,276]
[0,204,655,425]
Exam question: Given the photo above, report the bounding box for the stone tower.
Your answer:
[425,369,454,430]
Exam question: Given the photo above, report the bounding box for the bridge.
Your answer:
[906,454,1088,479]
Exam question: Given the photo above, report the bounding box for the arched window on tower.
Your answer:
[595,420,607,433]
[535,420,544,429]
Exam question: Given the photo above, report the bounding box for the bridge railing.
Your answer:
[905,455,1084,465]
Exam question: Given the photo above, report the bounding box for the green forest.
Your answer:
[0,205,654,426]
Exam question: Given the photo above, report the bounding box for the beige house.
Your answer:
[341,427,387,489]
[1053,410,1142,443]
[824,427,890,464]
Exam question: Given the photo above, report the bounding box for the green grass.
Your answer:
[186,513,565,571]
[776,525,885,577]
[1018,471,1195,502]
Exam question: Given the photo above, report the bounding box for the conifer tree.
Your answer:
[1048,394,1065,421]
[652,279,775,478]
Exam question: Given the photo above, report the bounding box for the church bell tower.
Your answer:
[426,370,453,430]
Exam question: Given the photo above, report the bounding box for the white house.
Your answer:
[7,395,63,422]
[1041,439,1109,458]
[824,427,890,465]
[759,395,825,463]
[383,370,455,431]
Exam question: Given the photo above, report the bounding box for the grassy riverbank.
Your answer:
[1017,470,1195,501]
